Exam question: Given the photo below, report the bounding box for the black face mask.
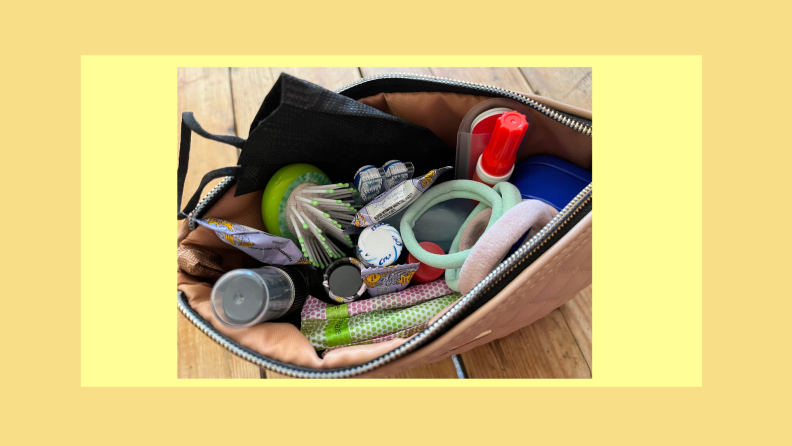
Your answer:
[178,73,454,219]
[235,73,454,196]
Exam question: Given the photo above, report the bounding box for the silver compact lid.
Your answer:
[356,223,403,268]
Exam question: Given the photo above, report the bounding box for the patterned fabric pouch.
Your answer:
[301,278,454,320]
[300,293,461,352]
[321,325,427,357]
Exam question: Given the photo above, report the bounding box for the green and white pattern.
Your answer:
[300,293,461,350]
[300,293,460,350]
[278,172,330,241]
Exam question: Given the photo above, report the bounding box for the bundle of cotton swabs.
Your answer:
[286,182,359,268]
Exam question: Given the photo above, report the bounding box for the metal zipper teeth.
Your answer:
[334,72,592,136]
[187,177,235,229]
[178,184,592,378]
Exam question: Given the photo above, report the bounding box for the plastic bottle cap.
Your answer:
[475,154,514,185]
[407,241,446,284]
[357,223,403,268]
[480,111,528,177]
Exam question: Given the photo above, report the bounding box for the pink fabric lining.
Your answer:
[458,200,557,295]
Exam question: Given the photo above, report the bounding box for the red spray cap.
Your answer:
[480,111,528,177]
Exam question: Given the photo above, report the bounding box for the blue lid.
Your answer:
[510,154,592,211]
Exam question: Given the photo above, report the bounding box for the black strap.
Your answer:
[181,112,246,149]
[177,112,246,219]
[178,166,242,220]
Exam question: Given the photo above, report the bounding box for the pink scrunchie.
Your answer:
[458,200,557,295]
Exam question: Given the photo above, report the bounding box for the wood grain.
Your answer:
[460,309,591,379]
[177,311,261,379]
[359,67,432,77]
[177,67,260,379]
[560,286,592,369]
[229,68,277,139]
[269,67,361,91]
[384,358,458,378]
[177,68,240,199]
[519,67,592,111]
[429,67,535,94]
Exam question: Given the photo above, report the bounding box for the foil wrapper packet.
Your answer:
[343,166,452,235]
[192,217,307,265]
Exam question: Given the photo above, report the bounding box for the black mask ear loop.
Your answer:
[177,112,246,220]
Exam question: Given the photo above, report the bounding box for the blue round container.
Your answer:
[509,154,592,211]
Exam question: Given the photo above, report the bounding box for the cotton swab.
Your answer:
[289,213,316,265]
[285,181,358,268]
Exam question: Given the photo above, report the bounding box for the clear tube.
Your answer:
[210,267,295,329]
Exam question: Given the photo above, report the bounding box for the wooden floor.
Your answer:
[177,67,592,379]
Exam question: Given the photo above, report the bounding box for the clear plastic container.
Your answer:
[354,161,416,204]
[353,165,387,203]
[210,267,295,329]
[455,99,534,180]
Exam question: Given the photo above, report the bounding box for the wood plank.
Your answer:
[384,357,458,379]
[177,68,240,197]
[559,286,592,369]
[177,67,260,379]
[460,309,591,379]
[269,67,361,91]
[519,67,592,111]
[429,67,535,94]
[177,311,261,379]
[359,67,432,77]
[229,68,277,139]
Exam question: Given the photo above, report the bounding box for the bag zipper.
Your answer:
[335,72,592,136]
[188,177,235,230]
[179,73,593,378]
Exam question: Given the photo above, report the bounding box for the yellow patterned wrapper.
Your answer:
[361,263,419,296]
[193,217,306,265]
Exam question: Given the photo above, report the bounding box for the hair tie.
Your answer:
[400,180,522,291]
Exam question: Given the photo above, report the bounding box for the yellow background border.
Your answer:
[81,55,701,387]
[5,1,787,440]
